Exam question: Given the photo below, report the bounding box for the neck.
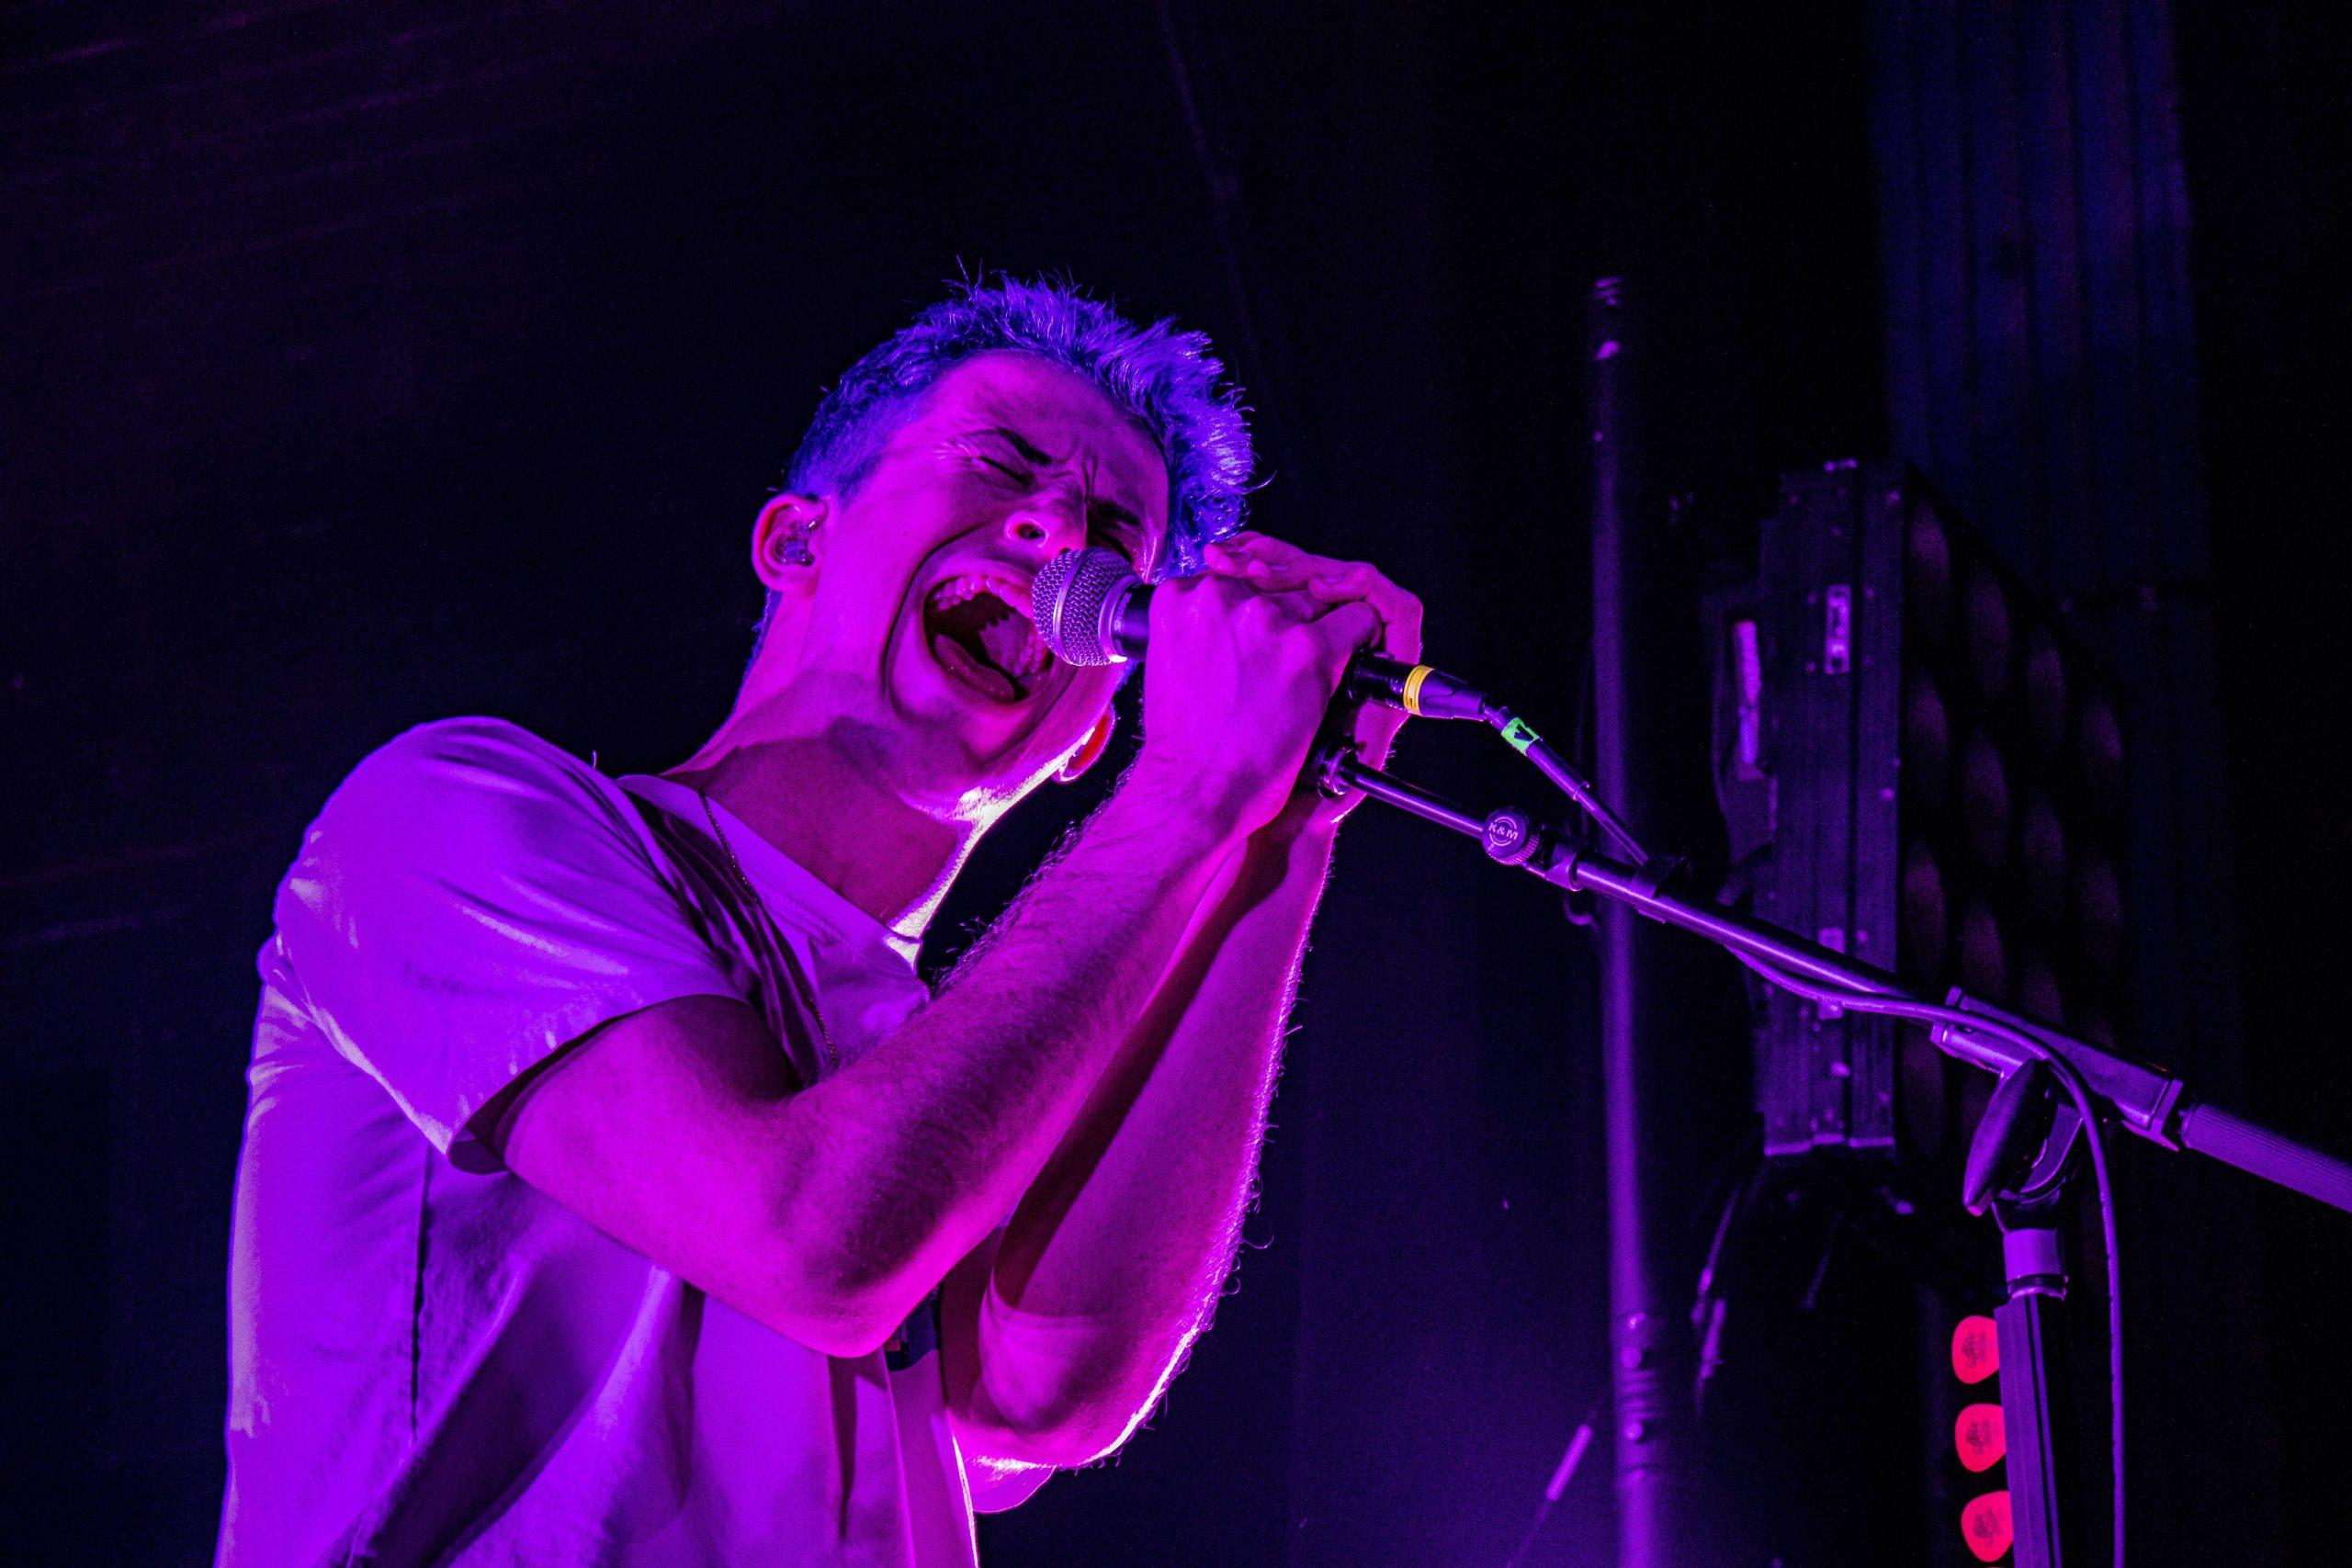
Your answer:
[665,719,972,941]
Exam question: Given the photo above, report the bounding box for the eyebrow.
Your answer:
[982,424,1150,539]
[984,425,1057,466]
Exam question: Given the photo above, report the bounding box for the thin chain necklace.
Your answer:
[700,790,839,1073]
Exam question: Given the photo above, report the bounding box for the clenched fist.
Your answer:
[1130,531,1423,839]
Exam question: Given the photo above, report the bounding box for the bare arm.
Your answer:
[497,766,1237,1359]
[944,809,1336,1465]
[495,558,1380,1369]
[945,533,1423,1466]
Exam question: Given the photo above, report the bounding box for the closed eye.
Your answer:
[1088,499,1148,565]
[969,426,1054,478]
[1091,521,1145,567]
[956,428,1151,563]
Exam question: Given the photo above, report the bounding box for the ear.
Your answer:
[751,492,829,595]
[1056,707,1117,784]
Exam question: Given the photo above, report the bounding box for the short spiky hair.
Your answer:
[782,276,1253,584]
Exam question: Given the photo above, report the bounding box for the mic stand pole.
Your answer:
[1318,745,2352,1568]
[1583,275,1698,1568]
[1994,1208,2069,1564]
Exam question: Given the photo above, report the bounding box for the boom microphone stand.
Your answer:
[1315,740,2352,1568]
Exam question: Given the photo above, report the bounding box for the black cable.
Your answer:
[1501,1397,1605,1568]
[1732,953,2125,1568]
[1481,704,1648,863]
[1690,1155,1764,1418]
[1487,716,2126,1563]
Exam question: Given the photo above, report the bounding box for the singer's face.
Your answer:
[788,352,1168,814]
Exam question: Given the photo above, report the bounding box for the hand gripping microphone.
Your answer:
[1030,547,1494,720]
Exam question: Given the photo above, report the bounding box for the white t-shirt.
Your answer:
[217,717,1046,1566]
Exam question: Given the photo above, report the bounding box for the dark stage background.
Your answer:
[6,2,2347,1563]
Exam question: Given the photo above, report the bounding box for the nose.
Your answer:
[1002,487,1088,558]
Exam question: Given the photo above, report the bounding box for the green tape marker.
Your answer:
[1500,716,1540,755]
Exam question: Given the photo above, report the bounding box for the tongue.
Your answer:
[978,612,1036,677]
[930,630,1021,702]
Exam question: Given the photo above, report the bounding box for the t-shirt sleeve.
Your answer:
[944,1227,1059,1514]
[272,716,742,1172]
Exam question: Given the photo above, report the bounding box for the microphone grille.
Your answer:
[1032,547,1134,666]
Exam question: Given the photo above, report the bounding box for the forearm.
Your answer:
[779,764,1240,1329]
[970,812,1337,1449]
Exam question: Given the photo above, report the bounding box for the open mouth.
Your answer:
[922,572,1054,704]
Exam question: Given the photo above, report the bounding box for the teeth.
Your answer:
[1011,626,1049,677]
[927,570,1037,622]
[926,570,1054,685]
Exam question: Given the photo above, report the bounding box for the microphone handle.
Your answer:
[1345,655,1494,721]
[1107,579,1489,720]
[1106,580,1152,659]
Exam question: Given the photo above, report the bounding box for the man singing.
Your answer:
[217,277,1421,1564]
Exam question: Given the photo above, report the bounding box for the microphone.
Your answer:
[1031,547,1493,720]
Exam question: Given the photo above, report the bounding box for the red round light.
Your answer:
[1962,1490,2015,1562]
[1955,1401,2007,1472]
[1952,1314,1999,1383]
